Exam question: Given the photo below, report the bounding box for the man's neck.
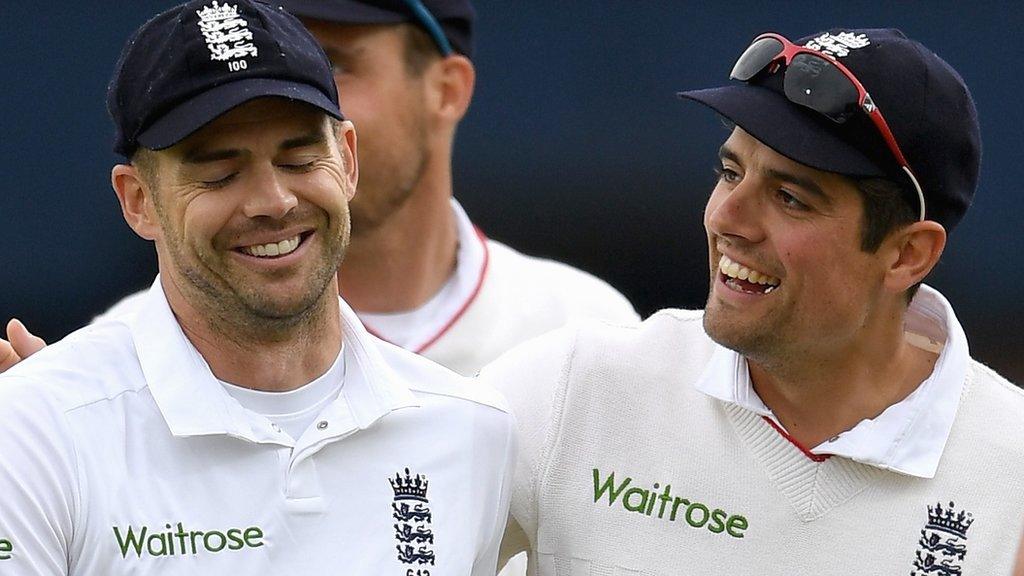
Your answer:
[748,320,939,450]
[340,170,459,314]
[163,276,344,393]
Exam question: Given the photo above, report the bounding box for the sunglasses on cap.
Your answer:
[730,32,925,221]
[400,0,453,56]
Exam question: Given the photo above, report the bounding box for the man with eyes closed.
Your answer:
[484,28,1024,573]
[0,0,638,376]
[0,2,514,574]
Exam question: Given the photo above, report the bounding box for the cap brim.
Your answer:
[278,0,409,25]
[137,78,343,151]
[677,84,886,178]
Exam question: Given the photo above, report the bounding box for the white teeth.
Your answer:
[718,255,780,287]
[241,235,301,258]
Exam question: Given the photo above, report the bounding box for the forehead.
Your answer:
[300,19,407,54]
[721,127,861,200]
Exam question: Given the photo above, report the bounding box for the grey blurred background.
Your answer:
[2,2,1022,381]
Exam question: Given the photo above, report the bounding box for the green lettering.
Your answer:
[226,528,245,551]
[244,527,264,548]
[203,531,227,553]
[685,503,709,528]
[670,497,689,521]
[174,523,189,553]
[592,468,632,505]
[726,515,748,538]
[645,484,660,515]
[113,526,147,559]
[189,530,204,554]
[146,532,168,557]
[163,524,175,555]
[656,484,673,518]
[622,487,649,513]
[708,509,727,533]
[0,538,12,560]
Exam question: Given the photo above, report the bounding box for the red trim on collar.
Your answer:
[761,416,831,463]
[414,226,489,354]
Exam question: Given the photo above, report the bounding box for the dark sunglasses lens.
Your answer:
[784,53,860,123]
[730,37,784,81]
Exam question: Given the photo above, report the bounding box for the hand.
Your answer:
[0,319,47,372]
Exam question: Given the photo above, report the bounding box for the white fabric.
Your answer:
[219,347,345,442]
[360,200,487,351]
[482,291,1024,575]
[0,278,515,575]
[693,284,968,478]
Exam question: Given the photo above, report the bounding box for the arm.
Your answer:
[0,377,77,575]
[0,319,46,372]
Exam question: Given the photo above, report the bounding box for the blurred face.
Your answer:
[146,98,356,330]
[703,127,889,364]
[304,20,434,234]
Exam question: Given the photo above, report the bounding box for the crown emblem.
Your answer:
[805,32,870,59]
[390,468,429,502]
[925,501,974,539]
[196,1,240,23]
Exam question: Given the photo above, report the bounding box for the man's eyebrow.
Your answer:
[281,131,327,151]
[718,144,830,202]
[718,145,741,166]
[763,167,829,202]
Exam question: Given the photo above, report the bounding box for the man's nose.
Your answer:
[704,181,766,244]
[242,166,298,220]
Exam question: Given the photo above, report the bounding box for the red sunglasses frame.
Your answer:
[734,32,925,221]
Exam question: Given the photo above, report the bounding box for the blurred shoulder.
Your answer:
[484,239,639,324]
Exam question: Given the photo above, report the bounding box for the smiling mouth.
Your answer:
[718,254,780,295]
[237,233,308,258]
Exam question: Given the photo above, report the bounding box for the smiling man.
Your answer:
[0,0,637,376]
[485,29,1024,573]
[0,1,513,573]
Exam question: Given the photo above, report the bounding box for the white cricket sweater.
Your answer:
[483,309,1024,575]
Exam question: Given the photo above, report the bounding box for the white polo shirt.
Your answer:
[0,279,515,575]
[693,284,967,477]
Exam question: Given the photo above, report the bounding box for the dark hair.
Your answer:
[854,176,922,301]
[402,24,443,77]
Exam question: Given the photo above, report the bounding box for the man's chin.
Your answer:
[703,307,760,356]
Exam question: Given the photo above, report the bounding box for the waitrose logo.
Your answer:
[113,522,264,558]
[592,468,749,538]
[0,537,12,560]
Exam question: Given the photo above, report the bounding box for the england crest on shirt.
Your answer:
[391,468,436,569]
[910,501,973,576]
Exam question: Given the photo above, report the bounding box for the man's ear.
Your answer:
[882,220,947,294]
[335,120,358,201]
[429,54,475,125]
[111,164,160,241]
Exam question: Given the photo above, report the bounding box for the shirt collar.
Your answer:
[130,277,418,441]
[694,284,968,478]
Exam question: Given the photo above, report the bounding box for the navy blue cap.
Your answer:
[276,0,475,58]
[679,28,981,232]
[108,0,343,158]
